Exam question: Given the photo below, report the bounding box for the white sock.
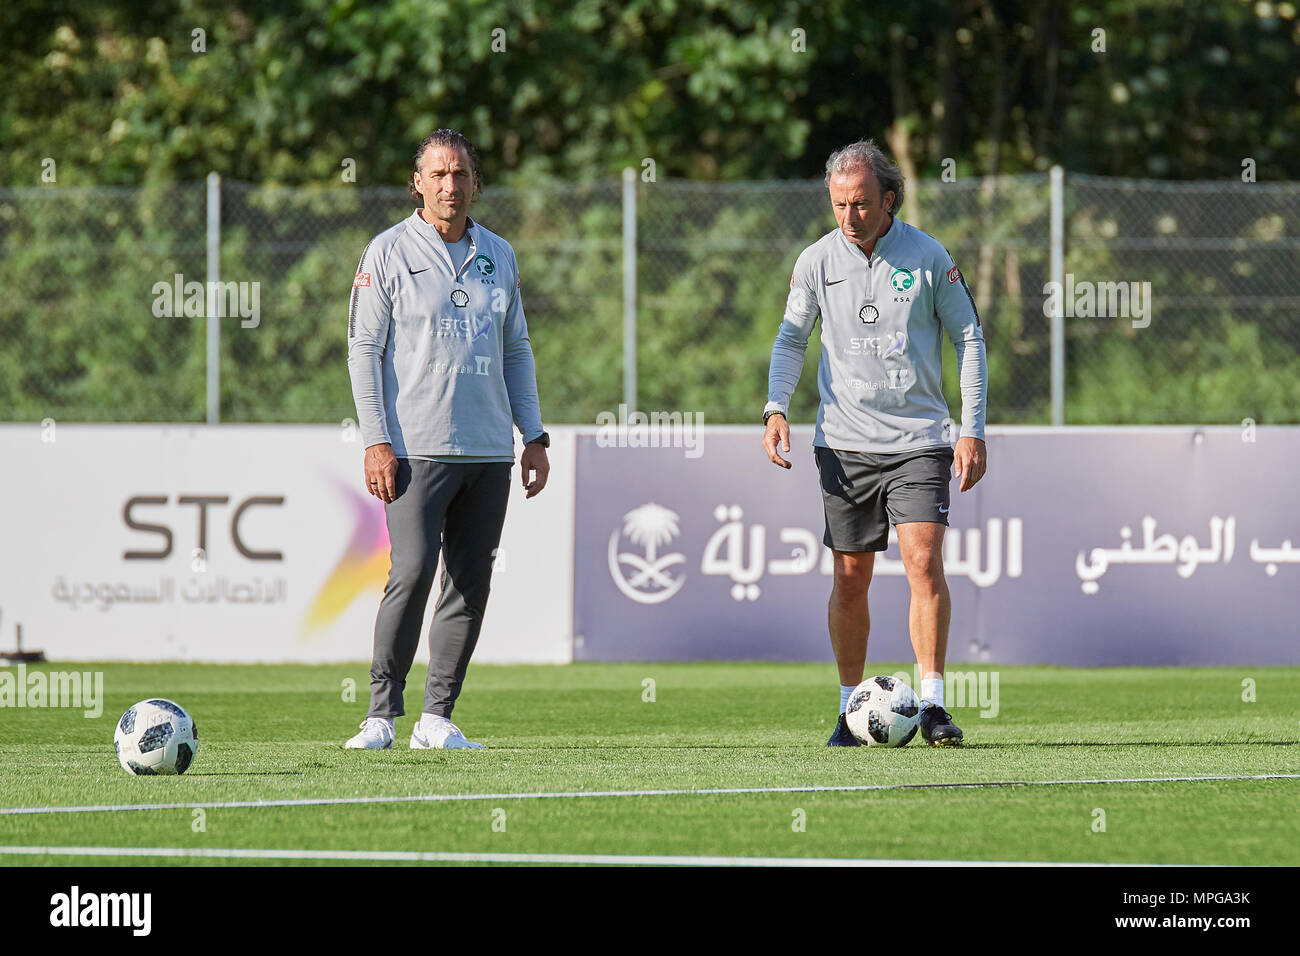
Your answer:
[420,712,448,726]
[839,684,857,715]
[920,677,944,709]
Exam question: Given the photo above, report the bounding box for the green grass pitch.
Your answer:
[1,662,1297,866]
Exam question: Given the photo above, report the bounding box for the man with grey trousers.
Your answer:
[345,128,550,750]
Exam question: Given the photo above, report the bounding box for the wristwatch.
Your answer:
[763,410,786,424]
[526,431,550,448]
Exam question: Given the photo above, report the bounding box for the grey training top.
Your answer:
[443,232,473,274]
[765,217,987,453]
[347,212,545,458]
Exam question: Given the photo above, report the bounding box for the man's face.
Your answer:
[829,169,894,247]
[414,145,475,223]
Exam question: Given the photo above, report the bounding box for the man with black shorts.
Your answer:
[762,139,987,747]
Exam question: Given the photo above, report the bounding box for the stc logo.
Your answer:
[438,315,492,340]
[844,331,908,358]
[122,495,284,561]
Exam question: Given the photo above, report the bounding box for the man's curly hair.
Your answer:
[408,129,483,202]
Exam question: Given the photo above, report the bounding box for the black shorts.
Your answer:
[814,444,954,552]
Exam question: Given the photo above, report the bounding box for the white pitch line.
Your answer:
[1,772,1296,817]
[0,846,1180,867]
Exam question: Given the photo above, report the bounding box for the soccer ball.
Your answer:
[114,699,198,775]
[845,676,920,747]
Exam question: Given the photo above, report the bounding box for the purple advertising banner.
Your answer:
[573,427,1299,665]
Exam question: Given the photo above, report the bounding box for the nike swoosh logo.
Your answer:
[938,506,950,514]
[409,267,431,275]
[825,278,847,286]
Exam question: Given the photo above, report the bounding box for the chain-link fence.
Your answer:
[1062,175,1300,423]
[1,175,1296,424]
[0,184,208,421]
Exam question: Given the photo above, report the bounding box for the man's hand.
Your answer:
[364,442,399,503]
[520,441,550,498]
[953,436,987,492]
[763,413,792,469]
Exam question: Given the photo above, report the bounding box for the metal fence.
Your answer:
[1,173,1296,424]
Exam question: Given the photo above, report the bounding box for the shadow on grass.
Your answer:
[968,740,1299,749]
[467,740,1299,750]
[184,771,306,777]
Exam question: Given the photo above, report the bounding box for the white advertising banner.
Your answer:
[0,425,574,663]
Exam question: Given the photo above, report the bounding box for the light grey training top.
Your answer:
[443,232,473,274]
[347,211,545,458]
[765,217,987,453]
[407,232,497,463]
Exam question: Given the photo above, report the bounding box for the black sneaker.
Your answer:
[919,705,963,746]
[827,712,861,747]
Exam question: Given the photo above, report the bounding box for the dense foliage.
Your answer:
[6,1,1297,186]
[2,1,1296,423]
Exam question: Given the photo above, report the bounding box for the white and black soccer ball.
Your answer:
[114,699,198,775]
[845,676,920,747]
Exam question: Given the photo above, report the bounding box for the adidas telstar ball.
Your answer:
[114,698,198,775]
[845,676,920,747]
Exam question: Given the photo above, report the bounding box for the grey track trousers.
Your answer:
[366,458,511,719]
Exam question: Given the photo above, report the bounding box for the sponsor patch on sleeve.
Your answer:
[353,272,371,288]
[947,266,962,284]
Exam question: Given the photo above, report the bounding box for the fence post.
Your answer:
[206,172,221,425]
[1049,165,1064,426]
[622,167,637,413]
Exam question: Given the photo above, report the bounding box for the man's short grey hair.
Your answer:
[824,139,905,215]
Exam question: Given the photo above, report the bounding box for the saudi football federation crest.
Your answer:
[889,269,914,293]
[608,503,686,604]
[473,254,496,277]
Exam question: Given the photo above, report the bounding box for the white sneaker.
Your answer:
[410,716,484,750]
[344,717,394,749]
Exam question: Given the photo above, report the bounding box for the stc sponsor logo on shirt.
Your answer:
[843,331,907,358]
[437,316,493,341]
